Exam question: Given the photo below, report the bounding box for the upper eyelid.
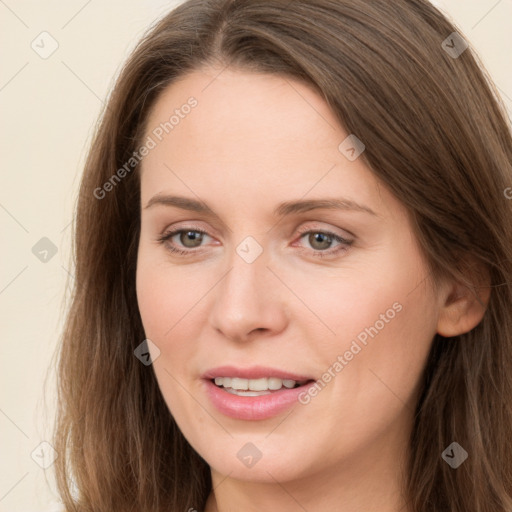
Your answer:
[295,224,354,240]
[160,219,354,238]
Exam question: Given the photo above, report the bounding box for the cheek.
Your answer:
[299,235,436,385]
[291,259,437,468]
[287,244,433,355]
[135,251,203,418]
[314,249,437,429]
[136,260,171,339]
[135,244,218,391]
[136,243,199,340]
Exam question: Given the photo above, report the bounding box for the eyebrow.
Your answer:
[144,194,377,217]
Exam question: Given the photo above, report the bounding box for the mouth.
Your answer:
[201,367,317,420]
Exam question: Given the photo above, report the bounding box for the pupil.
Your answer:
[310,232,331,250]
[182,231,203,248]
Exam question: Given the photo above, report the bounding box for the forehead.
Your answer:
[143,66,344,159]
[139,67,398,222]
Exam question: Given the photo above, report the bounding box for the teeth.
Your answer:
[268,377,282,390]
[246,377,267,391]
[231,377,249,390]
[213,376,306,391]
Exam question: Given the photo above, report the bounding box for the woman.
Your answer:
[53,0,512,510]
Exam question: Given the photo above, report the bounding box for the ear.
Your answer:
[436,261,491,337]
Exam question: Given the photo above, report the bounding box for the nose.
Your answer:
[208,242,289,343]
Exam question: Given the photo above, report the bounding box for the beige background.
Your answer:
[1,0,511,510]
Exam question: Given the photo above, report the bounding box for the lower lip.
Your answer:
[203,379,315,420]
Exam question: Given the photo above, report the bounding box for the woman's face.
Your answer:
[136,66,443,483]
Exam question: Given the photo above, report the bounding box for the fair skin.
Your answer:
[135,65,487,512]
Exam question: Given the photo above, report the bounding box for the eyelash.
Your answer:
[156,226,353,258]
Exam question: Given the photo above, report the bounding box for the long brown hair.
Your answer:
[52,0,512,510]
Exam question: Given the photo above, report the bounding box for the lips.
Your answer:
[201,365,317,420]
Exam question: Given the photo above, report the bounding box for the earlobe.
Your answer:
[436,266,491,337]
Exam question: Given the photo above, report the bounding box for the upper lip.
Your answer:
[202,365,315,381]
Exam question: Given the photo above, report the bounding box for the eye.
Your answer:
[157,227,212,256]
[156,225,354,258]
[294,227,353,258]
